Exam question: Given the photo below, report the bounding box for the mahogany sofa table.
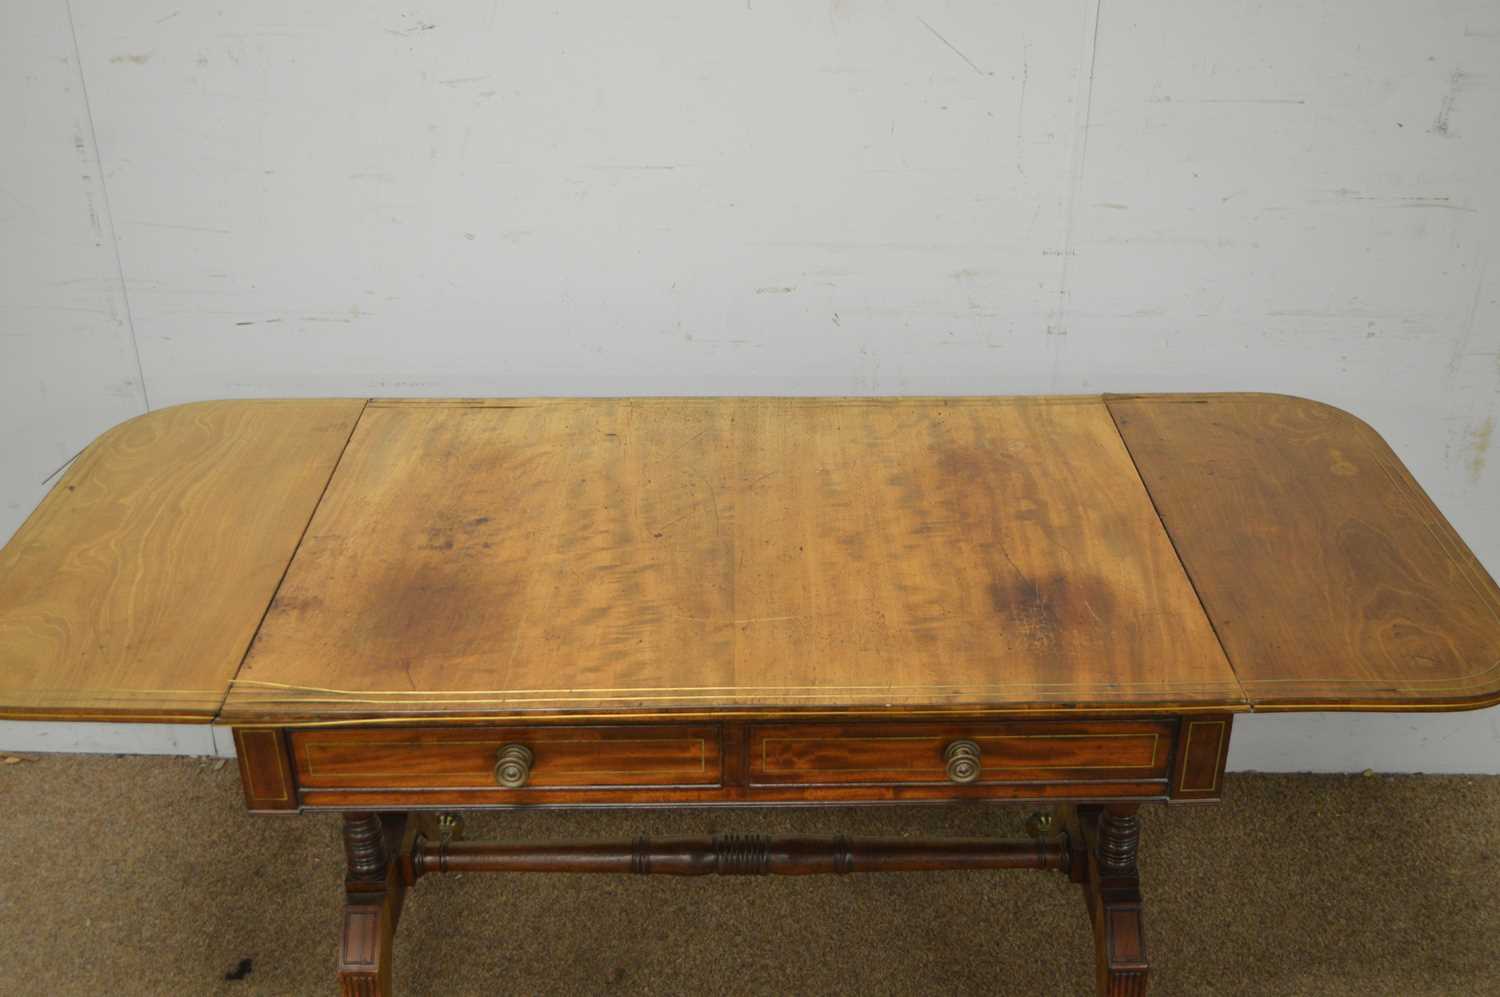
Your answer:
[3,394,1498,996]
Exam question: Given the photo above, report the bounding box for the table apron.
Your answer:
[233,714,1233,814]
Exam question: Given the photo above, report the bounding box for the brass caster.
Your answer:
[1024,811,1056,838]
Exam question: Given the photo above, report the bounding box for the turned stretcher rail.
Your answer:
[410,832,1072,878]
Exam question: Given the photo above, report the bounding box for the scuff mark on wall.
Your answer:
[1319,188,1476,212]
[1016,40,1029,174]
[1046,0,1105,346]
[127,219,231,234]
[387,21,437,37]
[1468,415,1495,483]
[1145,95,1304,104]
[70,124,102,238]
[1430,69,1472,137]
[917,16,990,77]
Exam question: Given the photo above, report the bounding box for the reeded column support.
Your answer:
[1098,807,1141,875]
[343,812,387,881]
[1069,804,1151,996]
[337,813,407,997]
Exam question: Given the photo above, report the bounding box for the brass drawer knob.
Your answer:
[494,744,535,788]
[944,740,982,784]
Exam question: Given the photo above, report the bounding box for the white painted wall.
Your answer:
[2,0,1496,771]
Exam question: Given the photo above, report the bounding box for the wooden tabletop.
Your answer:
[1,394,1497,725]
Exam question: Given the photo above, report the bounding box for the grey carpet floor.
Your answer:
[0,755,1496,996]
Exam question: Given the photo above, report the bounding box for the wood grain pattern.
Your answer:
[1169,715,1232,801]
[1108,393,1500,711]
[747,720,1171,785]
[11,393,1494,725]
[236,716,1187,811]
[222,397,1242,723]
[292,725,721,790]
[234,727,299,812]
[294,779,1174,809]
[0,400,365,720]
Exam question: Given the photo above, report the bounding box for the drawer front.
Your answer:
[747,721,1171,786]
[291,725,721,790]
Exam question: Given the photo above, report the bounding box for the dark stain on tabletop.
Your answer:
[986,572,1116,651]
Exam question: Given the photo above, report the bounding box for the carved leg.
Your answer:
[337,813,408,997]
[1073,804,1150,996]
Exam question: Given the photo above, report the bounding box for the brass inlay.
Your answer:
[1178,720,1228,793]
[237,729,290,802]
[0,687,220,696]
[367,395,1103,410]
[231,676,1248,696]
[222,702,1254,730]
[759,732,1162,775]
[225,690,1247,710]
[0,712,209,723]
[299,736,708,781]
[1250,697,1500,712]
[1239,657,1500,686]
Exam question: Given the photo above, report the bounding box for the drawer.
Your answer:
[290,725,721,790]
[747,721,1171,787]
